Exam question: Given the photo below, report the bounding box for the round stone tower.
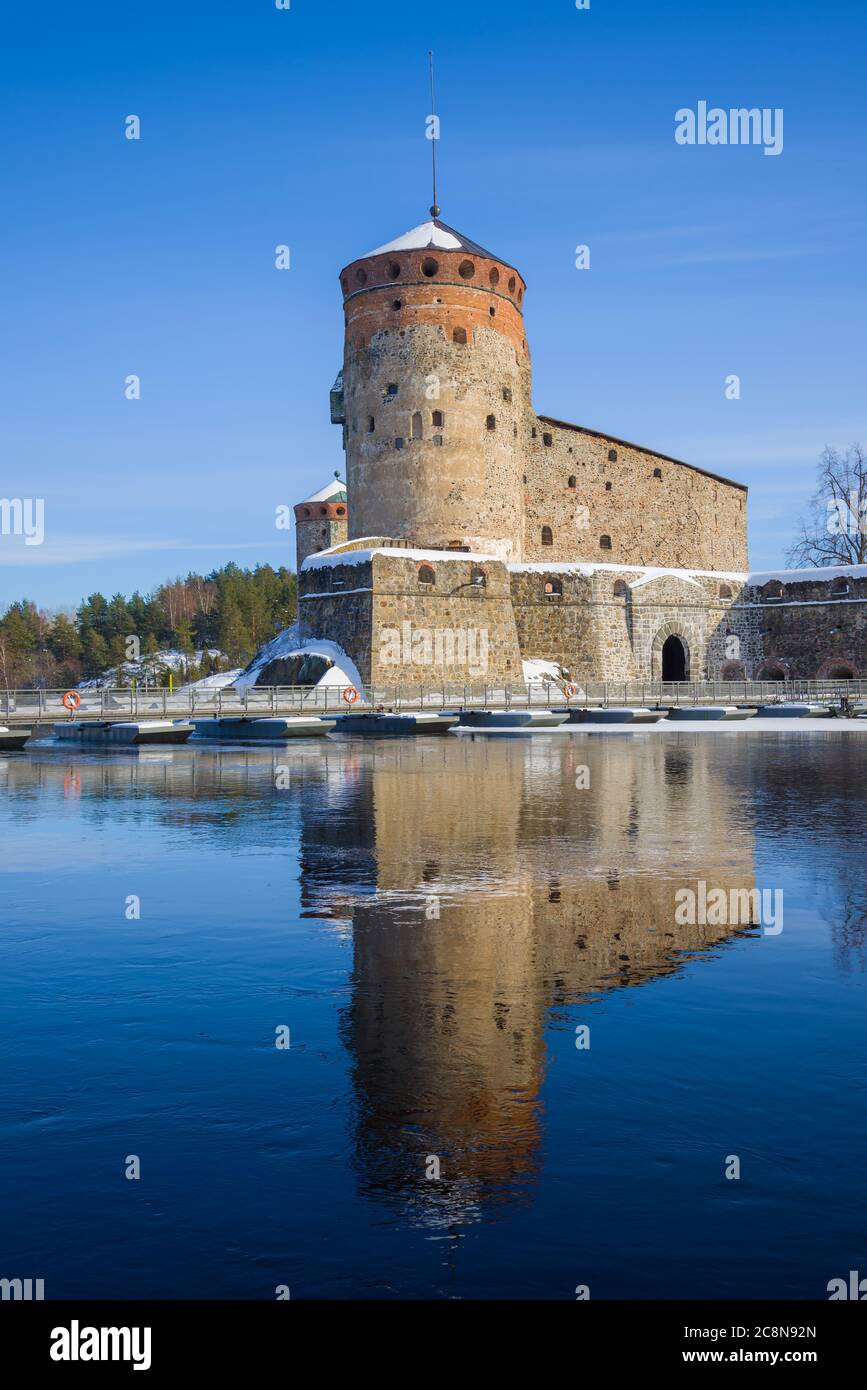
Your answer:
[293,475,348,572]
[337,218,531,560]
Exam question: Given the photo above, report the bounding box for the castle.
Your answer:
[293,215,866,689]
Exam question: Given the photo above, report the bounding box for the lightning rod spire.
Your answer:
[428,51,440,218]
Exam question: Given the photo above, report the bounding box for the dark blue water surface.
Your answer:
[1,731,866,1300]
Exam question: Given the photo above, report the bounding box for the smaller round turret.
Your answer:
[294,475,348,571]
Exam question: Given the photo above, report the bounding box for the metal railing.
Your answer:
[1,679,865,725]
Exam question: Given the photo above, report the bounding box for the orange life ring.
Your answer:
[563,683,578,699]
[342,686,359,705]
[63,690,82,711]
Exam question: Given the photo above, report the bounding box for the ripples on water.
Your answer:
[1,732,865,1299]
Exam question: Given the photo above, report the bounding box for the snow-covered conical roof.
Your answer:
[363,218,504,262]
[298,477,347,505]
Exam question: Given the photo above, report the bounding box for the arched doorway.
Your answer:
[662,635,687,682]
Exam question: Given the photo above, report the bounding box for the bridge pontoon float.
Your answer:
[756,704,832,718]
[566,707,666,725]
[191,716,333,741]
[0,726,31,751]
[331,712,458,737]
[453,709,567,733]
[53,720,194,746]
[665,706,757,722]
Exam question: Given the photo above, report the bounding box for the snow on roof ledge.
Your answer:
[511,560,867,585]
[745,563,867,584]
[509,561,748,582]
[302,544,501,571]
[302,545,867,584]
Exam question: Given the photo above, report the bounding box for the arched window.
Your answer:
[453,327,468,345]
[653,467,662,479]
[418,565,435,586]
[541,526,553,547]
[568,475,577,488]
[470,567,487,588]
[544,576,563,600]
[599,535,612,550]
[432,410,444,428]
[486,415,496,431]
[720,659,746,681]
[411,411,423,440]
[608,448,618,462]
[832,578,851,597]
[719,584,733,599]
[763,581,785,601]
[613,579,629,598]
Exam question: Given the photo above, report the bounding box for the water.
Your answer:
[1,731,865,1300]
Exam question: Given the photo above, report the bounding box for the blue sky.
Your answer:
[2,0,865,609]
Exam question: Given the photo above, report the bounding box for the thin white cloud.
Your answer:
[0,536,285,567]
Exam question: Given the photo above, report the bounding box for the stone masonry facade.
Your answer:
[291,214,865,687]
[300,548,867,688]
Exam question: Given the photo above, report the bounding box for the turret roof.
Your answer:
[363,218,504,262]
[298,477,347,505]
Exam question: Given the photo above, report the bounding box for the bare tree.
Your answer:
[787,445,867,567]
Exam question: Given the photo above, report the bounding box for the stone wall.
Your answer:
[730,570,867,679]
[294,512,348,572]
[297,558,374,686]
[300,545,867,689]
[510,564,744,682]
[300,549,524,689]
[521,419,748,572]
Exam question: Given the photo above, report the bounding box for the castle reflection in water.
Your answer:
[8,731,761,1228]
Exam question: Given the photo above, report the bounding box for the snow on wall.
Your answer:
[745,563,867,584]
[509,561,746,581]
[302,543,501,572]
[305,543,867,588]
